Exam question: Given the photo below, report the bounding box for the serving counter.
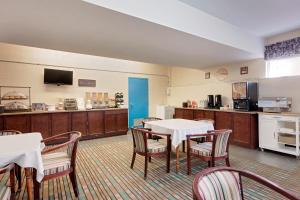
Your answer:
[174,107,258,149]
[0,108,128,142]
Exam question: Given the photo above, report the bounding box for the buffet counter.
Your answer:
[174,107,258,149]
[0,108,128,142]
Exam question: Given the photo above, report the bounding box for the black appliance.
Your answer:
[44,68,73,86]
[232,82,258,111]
[215,94,222,109]
[207,95,214,109]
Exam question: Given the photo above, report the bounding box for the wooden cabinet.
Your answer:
[87,111,105,135]
[71,112,88,136]
[194,110,205,119]
[3,115,30,133]
[0,117,3,130]
[215,112,232,130]
[174,108,194,119]
[31,114,51,138]
[51,113,71,136]
[175,107,258,149]
[105,109,128,134]
[232,113,258,149]
[204,111,215,121]
[0,108,128,142]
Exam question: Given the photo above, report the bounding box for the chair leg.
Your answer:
[187,150,191,175]
[211,159,215,167]
[149,156,151,163]
[144,156,148,180]
[130,152,136,169]
[208,161,211,167]
[33,170,40,200]
[69,171,79,197]
[15,165,22,190]
[182,141,185,152]
[226,157,230,167]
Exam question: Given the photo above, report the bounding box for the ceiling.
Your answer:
[0,0,298,68]
[178,0,300,37]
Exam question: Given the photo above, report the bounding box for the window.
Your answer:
[266,56,300,78]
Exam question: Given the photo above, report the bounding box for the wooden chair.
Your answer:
[0,163,16,200]
[193,167,300,200]
[187,129,232,175]
[141,117,163,141]
[130,127,171,179]
[0,130,22,190]
[33,131,82,200]
[182,118,215,153]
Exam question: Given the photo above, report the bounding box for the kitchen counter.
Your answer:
[0,107,128,116]
[176,107,258,114]
[258,112,300,117]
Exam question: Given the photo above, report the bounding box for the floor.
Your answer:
[1,134,300,200]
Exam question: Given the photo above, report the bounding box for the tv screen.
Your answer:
[44,68,73,85]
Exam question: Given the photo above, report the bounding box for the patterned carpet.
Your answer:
[1,135,300,200]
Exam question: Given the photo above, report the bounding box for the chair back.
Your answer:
[212,129,231,157]
[131,128,147,153]
[193,167,300,200]
[67,132,81,159]
[0,163,15,200]
[0,130,22,136]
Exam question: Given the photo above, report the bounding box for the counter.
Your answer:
[0,108,128,142]
[174,107,258,149]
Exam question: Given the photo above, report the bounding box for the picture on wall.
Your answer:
[240,66,248,75]
[205,72,210,79]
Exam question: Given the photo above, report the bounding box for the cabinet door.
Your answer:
[0,117,3,130]
[31,114,51,138]
[116,113,128,132]
[51,113,71,136]
[4,115,30,133]
[71,112,87,136]
[215,112,232,130]
[87,111,105,135]
[204,111,215,121]
[183,109,194,120]
[105,112,117,133]
[194,110,205,119]
[232,113,251,147]
[174,108,184,118]
[259,115,278,149]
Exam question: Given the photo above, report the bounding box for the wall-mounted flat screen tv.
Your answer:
[44,68,73,85]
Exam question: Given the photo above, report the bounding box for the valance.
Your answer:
[264,37,300,60]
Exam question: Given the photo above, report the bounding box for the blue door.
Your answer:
[128,77,149,127]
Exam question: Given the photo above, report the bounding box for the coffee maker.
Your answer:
[215,95,222,109]
[232,82,258,111]
[207,95,214,109]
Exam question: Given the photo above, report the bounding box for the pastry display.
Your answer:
[4,101,29,110]
[2,91,27,100]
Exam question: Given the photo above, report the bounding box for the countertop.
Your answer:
[176,107,258,114]
[0,107,128,116]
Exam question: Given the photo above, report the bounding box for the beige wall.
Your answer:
[0,43,169,116]
[168,28,300,112]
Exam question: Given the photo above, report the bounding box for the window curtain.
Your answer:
[264,37,300,60]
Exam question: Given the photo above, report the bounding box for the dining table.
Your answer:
[144,118,214,172]
[0,132,45,200]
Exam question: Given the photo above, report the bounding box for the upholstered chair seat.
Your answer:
[0,185,11,200]
[42,152,71,176]
[190,142,213,157]
[147,141,167,153]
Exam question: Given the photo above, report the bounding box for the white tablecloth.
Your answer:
[0,132,45,182]
[144,119,214,147]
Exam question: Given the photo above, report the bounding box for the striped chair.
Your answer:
[131,127,171,179]
[193,167,300,200]
[0,163,16,200]
[187,129,232,175]
[33,131,81,200]
[0,130,22,190]
[141,117,163,141]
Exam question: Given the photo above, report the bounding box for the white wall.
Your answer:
[0,43,169,116]
[167,29,300,112]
